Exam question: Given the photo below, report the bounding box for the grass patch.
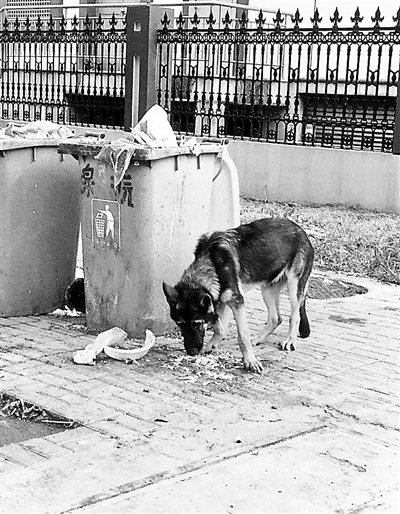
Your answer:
[240,198,400,285]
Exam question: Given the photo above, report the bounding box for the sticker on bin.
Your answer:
[91,199,121,250]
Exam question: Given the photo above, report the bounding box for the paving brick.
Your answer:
[104,413,156,434]
[87,419,142,443]
[0,352,30,365]
[52,400,120,424]
[45,426,99,446]
[0,443,48,466]
[20,438,72,460]
[1,374,43,394]
[59,429,113,451]
[0,456,24,475]
[34,373,82,390]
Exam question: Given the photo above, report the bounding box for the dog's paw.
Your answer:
[243,356,264,374]
[280,339,296,351]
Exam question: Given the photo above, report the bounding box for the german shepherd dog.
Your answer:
[163,218,314,373]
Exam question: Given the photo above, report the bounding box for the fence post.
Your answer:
[124,4,173,130]
[394,78,400,155]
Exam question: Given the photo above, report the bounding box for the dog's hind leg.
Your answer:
[280,274,302,351]
[202,303,230,354]
[298,297,310,338]
[231,303,263,373]
[254,283,283,345]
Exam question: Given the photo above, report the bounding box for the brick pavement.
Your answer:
[0,270,399,513]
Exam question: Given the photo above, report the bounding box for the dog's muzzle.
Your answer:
[179,321,206,356]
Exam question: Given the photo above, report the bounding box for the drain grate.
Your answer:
[308,276,368,300]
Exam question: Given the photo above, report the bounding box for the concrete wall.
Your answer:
[228,141,400,213]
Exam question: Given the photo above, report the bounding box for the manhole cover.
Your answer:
[308,276,368,300]
[0,393,79,447]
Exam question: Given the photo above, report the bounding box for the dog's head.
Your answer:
[162,282,217,356]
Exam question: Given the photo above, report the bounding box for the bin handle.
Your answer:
[83,130,106,140]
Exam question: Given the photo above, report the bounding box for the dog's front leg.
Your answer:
[231,304,263,373]
[202,304,230,354]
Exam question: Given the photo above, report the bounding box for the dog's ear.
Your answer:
[201,292,214,314]
[162,282,178,307]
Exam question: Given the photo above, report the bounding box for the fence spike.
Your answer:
[12,15,20,32]
[330,8,342,32]
[2,16,9,31]
[84,13,91,32]
[36,14,43,32]
[59,14,67,32]
[72,14,79,31]
[311,8,322,32]
[273,9,284,33]
[223,11,232,33]
[351,7,363,32]
[239,10,248,33]
[177,12,185,33]
[96,14,104,32]
[372,7,384,33]
[292,8,303,32]
[23,16,31,32]
[191,11,200,33]
[207,9,216,33]
[161,12,170,34]
[110,12,117,32]
[255,9,266,32]
[48,13,55,32]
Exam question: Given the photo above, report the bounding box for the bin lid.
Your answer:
[58,138,225,161]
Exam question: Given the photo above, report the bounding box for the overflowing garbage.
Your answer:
[0,120,75,140]
[93,105,179,187]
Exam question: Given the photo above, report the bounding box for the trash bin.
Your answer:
[0,140,81,317]
[59,138,238,337]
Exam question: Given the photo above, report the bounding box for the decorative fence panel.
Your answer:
[157,6,400,152]
[0,4,399,153]
[0,13,126,128]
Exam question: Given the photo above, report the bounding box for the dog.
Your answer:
[163,218,314,373]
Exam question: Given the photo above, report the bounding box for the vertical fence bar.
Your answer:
[393,77,400,155]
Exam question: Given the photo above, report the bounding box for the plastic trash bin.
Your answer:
[0,140,81,317]
[59,138,239,337]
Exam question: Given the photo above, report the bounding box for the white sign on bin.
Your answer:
[91,199,121,251]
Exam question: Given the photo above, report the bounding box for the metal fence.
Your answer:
[0,11,126,128]
[157,6,400,152]
[0,4,399,153]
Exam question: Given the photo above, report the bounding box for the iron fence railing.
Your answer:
[0,3,399,153]
[157,6,400,152]
[0,11,126,128]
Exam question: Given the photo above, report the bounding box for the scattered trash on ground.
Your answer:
[104,330,156,361]
[72,327,156,366]
[162,348,248,386]
[52,307,83,318]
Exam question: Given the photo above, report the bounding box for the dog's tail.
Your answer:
[299,299,310,338]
